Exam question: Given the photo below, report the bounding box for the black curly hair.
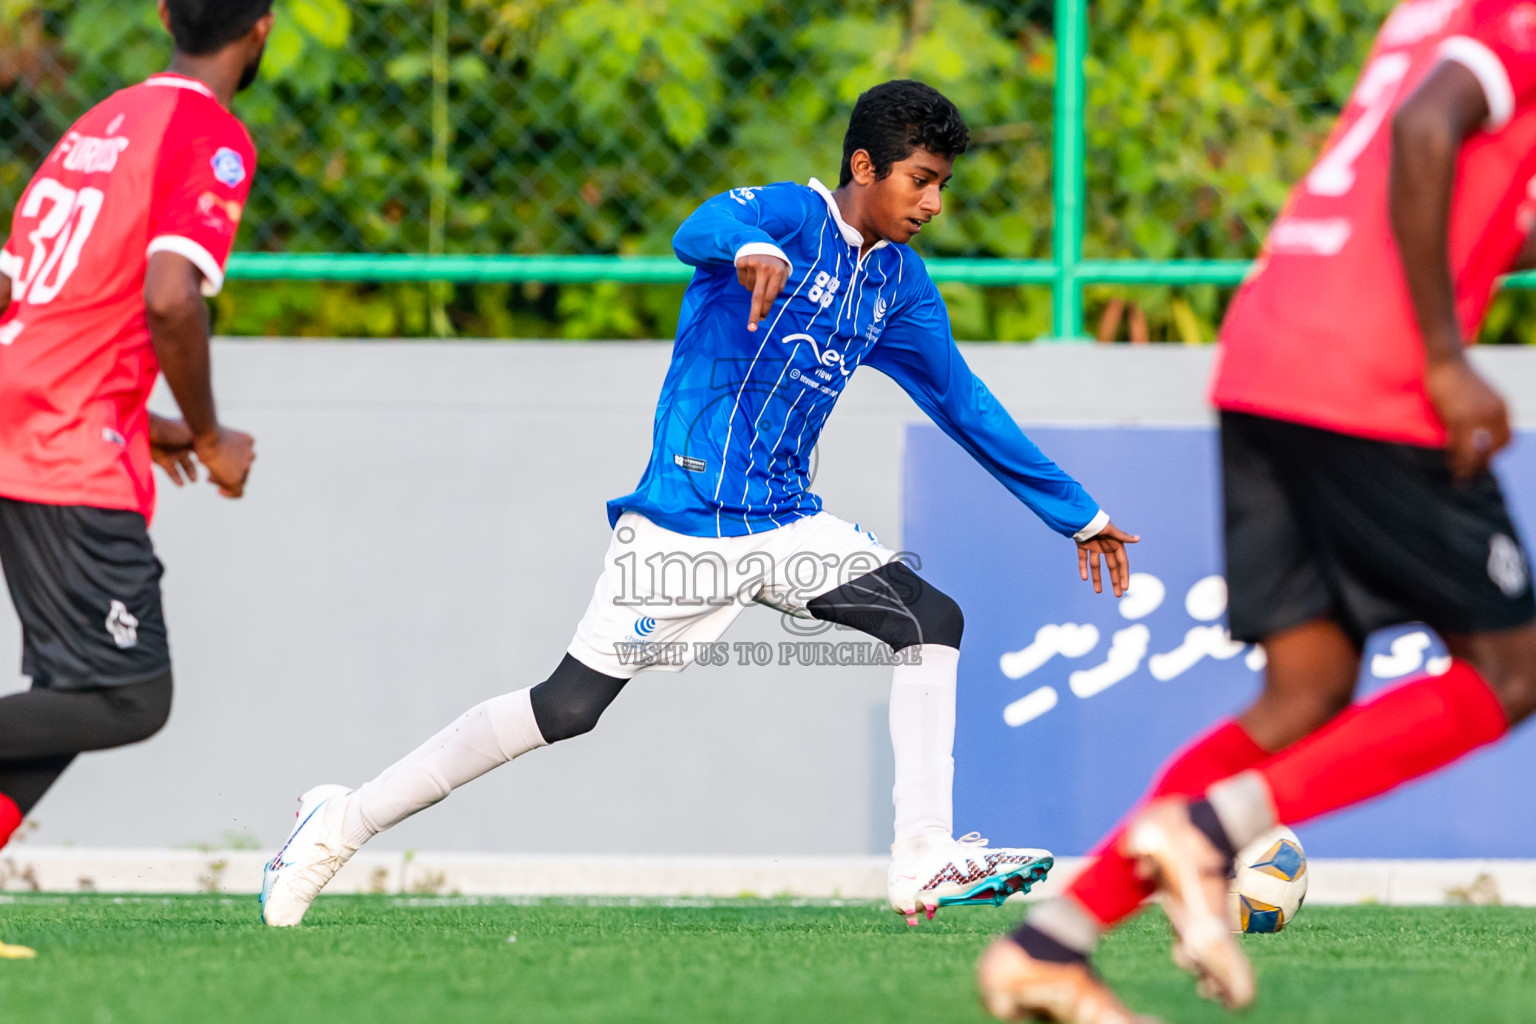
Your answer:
[838,80,969,188]
[164,0,273,55]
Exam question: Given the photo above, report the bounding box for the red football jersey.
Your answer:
[1214,0,1536,446]
[0,73,256,518]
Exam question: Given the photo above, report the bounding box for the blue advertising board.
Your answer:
[905,423,1536,858]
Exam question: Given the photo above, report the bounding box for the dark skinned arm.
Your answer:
[1516,224,1536,271]
[1390,60,1510,479]
[144,251,255,497]
[147,412,198,487]
[0,270,10,311]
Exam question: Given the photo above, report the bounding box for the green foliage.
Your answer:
[1084,0,1385,341]
[4,0,1533,342]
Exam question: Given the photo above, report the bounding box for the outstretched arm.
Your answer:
[1391,58,1506,479]
[865,277,1138,595]
[145,251,255,498]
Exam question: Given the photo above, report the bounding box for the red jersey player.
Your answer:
[980,1,1536,1019]
[0,0,270,954]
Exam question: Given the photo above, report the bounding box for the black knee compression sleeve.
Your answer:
[528,654,629,743]
[806,561,964,651]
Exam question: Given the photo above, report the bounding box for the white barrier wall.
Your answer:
[2,341,1533,856]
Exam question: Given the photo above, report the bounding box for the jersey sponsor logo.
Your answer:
[0,320,22,347]
[106,599,139,650]
[197,190,244,228]
[729,187,760,205]
[634,617,658,637]
[788,366,840,398]
[782,332,849,376]
[673,453,707,473]
[1268,216,1352,255]
[211,147,247,188]
[1488,533,1529,597]
[1505,4,1536,52]
[806,271,841,309]
[54,131,131,174]
[866,299,887,341]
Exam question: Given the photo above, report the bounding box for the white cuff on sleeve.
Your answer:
[733,242,793,276]
[1072,509,1111,543]
[1441,36,1516,130]
[0,249,21,281]
[146,235,225,296]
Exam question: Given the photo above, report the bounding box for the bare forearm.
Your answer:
[0,272,11,312]
[145,252,221,442]
[1390,113,1464,363]
[1388,63,1489,365]
[149,298,219,442]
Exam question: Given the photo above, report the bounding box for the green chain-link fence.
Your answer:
[4,0,1533,341]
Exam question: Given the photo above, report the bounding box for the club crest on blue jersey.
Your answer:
[211,147,246,188]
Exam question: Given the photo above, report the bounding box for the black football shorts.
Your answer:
[1221,411,1536,646]
[0,496,170,689]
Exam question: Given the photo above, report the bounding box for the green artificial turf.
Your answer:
[0,895,1532,1023]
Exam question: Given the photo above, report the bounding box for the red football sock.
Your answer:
[0,795,21,851]
[1068,719,1267,926]
[1258,659,1508,826]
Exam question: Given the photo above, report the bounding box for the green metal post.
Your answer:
[428,0,452,337]
[1051,0,1089,340]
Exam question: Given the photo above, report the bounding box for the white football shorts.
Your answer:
[567,511,898,677]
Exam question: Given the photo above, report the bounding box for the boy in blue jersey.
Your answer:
[261,80,1139,927]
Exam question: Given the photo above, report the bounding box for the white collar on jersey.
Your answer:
[807,177,889,253]
[145,73,216,100]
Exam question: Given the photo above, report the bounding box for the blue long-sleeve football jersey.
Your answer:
[607,178,1107,541]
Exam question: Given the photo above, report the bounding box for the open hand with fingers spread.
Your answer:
[1077,521,1140,597]
[736,254,790,332]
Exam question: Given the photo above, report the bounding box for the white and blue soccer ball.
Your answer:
[1228,826,1307,934]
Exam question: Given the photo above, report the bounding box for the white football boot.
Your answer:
[888,832,1054,925]
[260,784,358,927]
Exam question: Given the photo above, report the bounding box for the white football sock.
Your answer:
[889,644,959,847]
[342,687,548,847]
[1206,769,1278,851]
[1027,895,1104,955]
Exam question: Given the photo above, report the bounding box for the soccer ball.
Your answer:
[1228,826,1307,934]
